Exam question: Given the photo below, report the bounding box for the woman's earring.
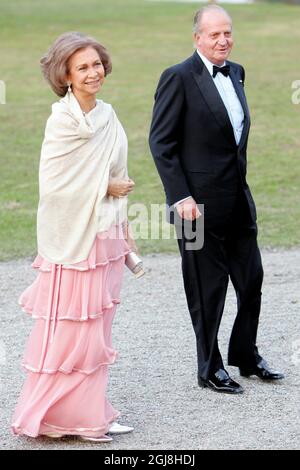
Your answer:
[67,82,72,93]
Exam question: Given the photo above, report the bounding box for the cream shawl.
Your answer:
[37,91,128,265]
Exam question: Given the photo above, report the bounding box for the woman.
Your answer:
[11,32,137,442]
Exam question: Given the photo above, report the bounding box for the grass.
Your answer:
[0,0,299,260]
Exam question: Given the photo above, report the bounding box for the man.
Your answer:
[149,5,284,394]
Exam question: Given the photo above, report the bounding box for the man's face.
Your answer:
[194,11,233,66]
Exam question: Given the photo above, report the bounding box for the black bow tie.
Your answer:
[212,64,230,78]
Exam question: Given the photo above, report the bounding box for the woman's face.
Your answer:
[66,46,105,97]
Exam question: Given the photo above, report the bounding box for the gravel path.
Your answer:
[0,250,299,450]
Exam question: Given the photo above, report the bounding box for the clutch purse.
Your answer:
[125,251,145,278]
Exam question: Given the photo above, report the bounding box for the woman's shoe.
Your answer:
[79,434,113,443]
[42,433,64,439]
[108,422,134,435]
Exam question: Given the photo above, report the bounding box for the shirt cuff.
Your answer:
[173,196,193,207]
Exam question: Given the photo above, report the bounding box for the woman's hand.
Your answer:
[107,178,135,198]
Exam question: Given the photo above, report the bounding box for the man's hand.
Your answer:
[107,178,135,198]
[176,197,202,221]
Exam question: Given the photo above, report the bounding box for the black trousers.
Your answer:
[176,191,264,380]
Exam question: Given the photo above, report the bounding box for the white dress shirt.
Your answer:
[197,50,244,145]
[175,50,245,207]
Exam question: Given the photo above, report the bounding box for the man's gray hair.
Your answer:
[193,4,232,34]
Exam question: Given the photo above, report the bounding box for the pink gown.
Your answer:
[11,225,129,438]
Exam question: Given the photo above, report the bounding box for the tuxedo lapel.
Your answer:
[228,66,250,149]
[190,52,236,147]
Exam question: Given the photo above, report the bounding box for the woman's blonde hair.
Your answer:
[40,31,112,97]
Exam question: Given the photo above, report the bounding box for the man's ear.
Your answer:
[194,32,200,46]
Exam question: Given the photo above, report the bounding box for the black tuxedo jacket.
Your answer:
[149,51,257,226]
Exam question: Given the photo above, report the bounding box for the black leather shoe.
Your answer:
[198,369,244,394]
[239,359,285,381]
